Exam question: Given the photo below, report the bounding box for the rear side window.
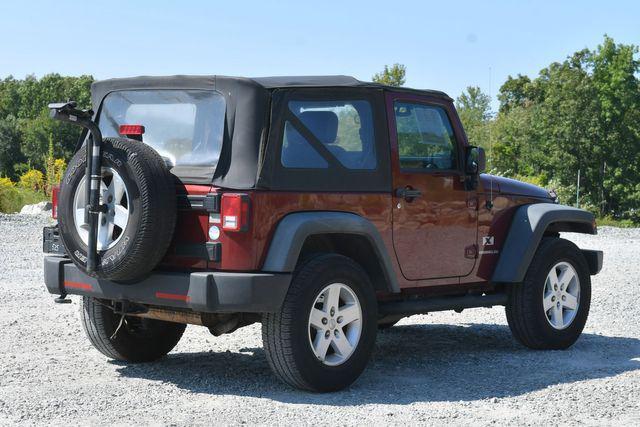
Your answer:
[281,100,376,170]
[99,90,226,168]
[394,101,458,171]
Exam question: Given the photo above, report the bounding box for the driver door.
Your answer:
[387,93,477,281]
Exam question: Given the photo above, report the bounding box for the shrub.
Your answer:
[45,156,66,195]
[0,176,48,213]
[19,169,45,192]
[0,178,18,212]
[0,177,15,188]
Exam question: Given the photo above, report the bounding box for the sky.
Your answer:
[1,0,639,110]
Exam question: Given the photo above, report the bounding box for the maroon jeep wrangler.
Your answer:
[43,75,602,392]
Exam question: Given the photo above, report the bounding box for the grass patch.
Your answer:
[596,216,638,228]
[0,185,48,213]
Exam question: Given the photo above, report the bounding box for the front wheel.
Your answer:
[262,254,377,392]
[506,238,591,350]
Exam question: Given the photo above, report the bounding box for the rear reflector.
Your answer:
[221,193,250,232]
[155,292,191,302]
[118,124,145,136]
[51,185,60,219]
[64,281,92,290]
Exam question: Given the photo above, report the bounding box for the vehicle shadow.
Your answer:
[113,323,640,404]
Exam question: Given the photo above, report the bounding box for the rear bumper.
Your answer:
[44,256,291,313]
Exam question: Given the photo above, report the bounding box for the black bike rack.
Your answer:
[49,101,105,275]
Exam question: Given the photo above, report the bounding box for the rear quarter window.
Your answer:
[281,100,377,170]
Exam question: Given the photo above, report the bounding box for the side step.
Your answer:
[378,293,508,316]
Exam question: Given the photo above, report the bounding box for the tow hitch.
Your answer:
[48,101,105,275]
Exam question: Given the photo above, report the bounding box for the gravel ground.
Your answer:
[0,213,638,426]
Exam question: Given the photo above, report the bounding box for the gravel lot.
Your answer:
[1,213,638,425]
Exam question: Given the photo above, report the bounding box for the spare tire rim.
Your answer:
[543,261,581,330]
[72,167,130,251]
[308,282,362,366]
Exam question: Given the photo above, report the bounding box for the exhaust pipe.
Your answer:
[125,306,257,336]
[126,306,206,325]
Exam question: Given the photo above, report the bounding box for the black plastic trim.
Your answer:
[175,243,221,262]
[43,226,66,255]
[492,203,598,283]
[44,256,291,313]
[262,211,400,293]
[177,194,205,210]
[177,193,220,212]
[379,293,507,316]
[203,193,220,212]
[581,249,603,275]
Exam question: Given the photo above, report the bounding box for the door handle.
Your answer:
[395,187,422,201]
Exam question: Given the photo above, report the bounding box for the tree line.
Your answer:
[455,36,640,220]
[0,74,93,180]
[1,36,638,220]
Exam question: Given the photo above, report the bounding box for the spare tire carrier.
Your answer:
[49,101,106,274]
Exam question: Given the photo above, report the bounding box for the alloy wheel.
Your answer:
[543,261,581,330]
[308,283,363,366]
[72,167,130,251]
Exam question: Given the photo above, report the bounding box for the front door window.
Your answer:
[395,102,458,171]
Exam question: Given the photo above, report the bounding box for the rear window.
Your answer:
[98,90,226,167]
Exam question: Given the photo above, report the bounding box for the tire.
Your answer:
[58,137,176,282]
[505,237,591,350]
[80,297,186,362]
[262,254,378,392]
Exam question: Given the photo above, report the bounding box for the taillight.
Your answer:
[51,185,60,219]
[221,193,250,232]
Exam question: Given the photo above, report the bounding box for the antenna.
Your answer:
[487,67,494,209]
[576,169,581,208]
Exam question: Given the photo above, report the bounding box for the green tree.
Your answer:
[372,63,406,86]
[0,76,20,119]
[0,115,23,180]
[491,35,640,217]
[456,86,492,148]
[20,110,80,170]
[497,74,535,113]
[0,73,94,171]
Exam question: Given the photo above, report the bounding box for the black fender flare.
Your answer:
[492,203,599,283]
[262,211,400,293]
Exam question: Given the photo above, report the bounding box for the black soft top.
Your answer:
[251,75,451,99]
[90,75,451,188]
[91,75,451,109]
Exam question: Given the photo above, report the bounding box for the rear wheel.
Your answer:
[506,238,591,350]
[80,297,186,362]
[262,254,377,392]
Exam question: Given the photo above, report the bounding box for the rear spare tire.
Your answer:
[58,137,176,282]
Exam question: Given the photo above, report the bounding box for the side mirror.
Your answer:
[465,146,486,174]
